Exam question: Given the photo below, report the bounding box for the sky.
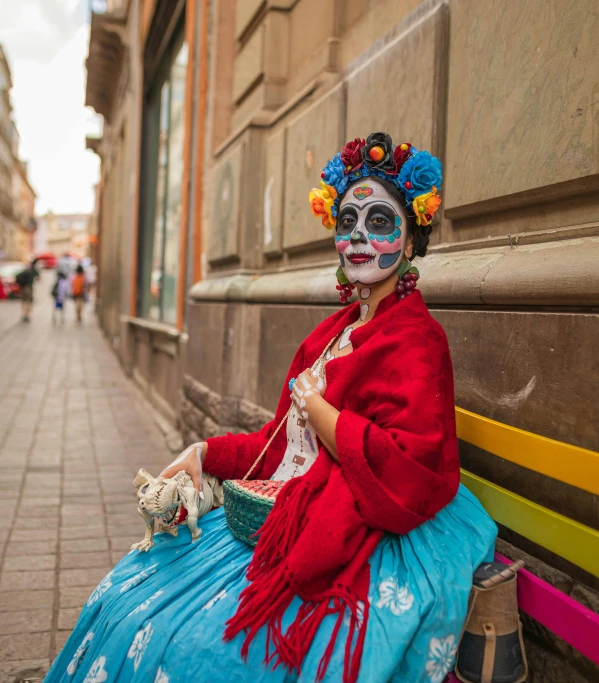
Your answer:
[0,0,100,215]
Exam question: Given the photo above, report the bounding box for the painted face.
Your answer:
[335,179,407,285]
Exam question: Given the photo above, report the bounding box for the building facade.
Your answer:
[0,46,14,261]
[0,45,37,263]
[12,159,36,262]
[86,1,598,680]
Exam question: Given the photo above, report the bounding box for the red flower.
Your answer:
[341,138,365,171]
[393,143,412,173]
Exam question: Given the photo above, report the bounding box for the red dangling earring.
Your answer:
[336,281,355,304]
[395,270,419,299]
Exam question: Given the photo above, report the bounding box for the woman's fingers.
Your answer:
[156,443,206,493]
[190,469,201,494]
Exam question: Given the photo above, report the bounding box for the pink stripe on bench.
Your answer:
[496,552,599,666]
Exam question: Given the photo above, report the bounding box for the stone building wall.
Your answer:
[180,0,599,680]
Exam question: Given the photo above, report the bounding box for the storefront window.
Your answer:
[139,30,188,324]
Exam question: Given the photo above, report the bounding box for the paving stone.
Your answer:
[0,659,50,682]
[4,540,57,557]
[13,516,59,530]
[59,526,106,541]
[56,608,81,631]
[60,552,111,569]
[3,555,57,572]
[109,535,139,552]
[53,630,73,657]
[59,587,95,609]
[61,514,106,529]
[60,538,109,553]
[58,567,112,589]
[0,609,53,635]
[111,550,129,565]
[25,506,59,519]
[106,523,142,537]
[61,495,102,506]
[20,497,61,509]
[0,590,54,612]
[10,529,59,544]
[61,505,103,516]
[0,632,51,661]
[0,570,55,591]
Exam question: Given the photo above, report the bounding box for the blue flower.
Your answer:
[398,151,442,201]
[322,153,349,193]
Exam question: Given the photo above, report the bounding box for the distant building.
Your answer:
[35,212,91,261]
[0,44,36,263]
[0,45,14,261]
[12,155,36,262]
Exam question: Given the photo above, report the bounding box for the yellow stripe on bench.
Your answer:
[461,470,599,579]
[456,407,599,496]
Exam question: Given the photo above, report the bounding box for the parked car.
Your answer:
[35,252,58,269]
[0,261,28,298]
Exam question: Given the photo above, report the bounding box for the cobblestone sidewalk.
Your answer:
[0,294,173,682]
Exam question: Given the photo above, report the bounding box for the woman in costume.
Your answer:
[45,133,496,683]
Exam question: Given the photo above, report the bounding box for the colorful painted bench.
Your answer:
[456,407,599,668]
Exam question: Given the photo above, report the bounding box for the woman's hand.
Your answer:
[160,442,207,494]
[291,369,326,419]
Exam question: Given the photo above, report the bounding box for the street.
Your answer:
[0,283,173,682]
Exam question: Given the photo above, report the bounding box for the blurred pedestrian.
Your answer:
[15,258,39,322]
[51,271,69,324]
[71,264,87,323]
[57,252,73,278]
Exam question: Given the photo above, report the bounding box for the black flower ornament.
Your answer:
[362,132,395,171]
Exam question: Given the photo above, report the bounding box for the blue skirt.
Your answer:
[45,485,496,683]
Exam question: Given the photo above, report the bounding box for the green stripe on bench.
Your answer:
[461,470,599,579]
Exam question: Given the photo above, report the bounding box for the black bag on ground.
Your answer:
[455,561,528,683]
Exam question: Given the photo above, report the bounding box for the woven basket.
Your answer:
[223,479,286,546]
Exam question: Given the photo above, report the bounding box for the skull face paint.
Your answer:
[335,179,407,285]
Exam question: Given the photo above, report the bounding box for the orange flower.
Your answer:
[412,186,441,226]
[308,181,337,230]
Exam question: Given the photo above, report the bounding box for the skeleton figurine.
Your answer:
[131,468,210,552]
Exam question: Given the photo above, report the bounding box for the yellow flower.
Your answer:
[412,186,441,226]
[308,181,337,230]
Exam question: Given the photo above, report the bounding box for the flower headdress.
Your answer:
[309,132,442,230]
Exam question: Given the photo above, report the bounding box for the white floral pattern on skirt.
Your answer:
[425,635,458,683]
[127,622,154,671]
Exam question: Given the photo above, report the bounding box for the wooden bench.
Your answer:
[457,407,599,667]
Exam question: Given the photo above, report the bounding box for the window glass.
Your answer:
[148,80,170,320]
[162,41,188,324]
[139,29,187,324]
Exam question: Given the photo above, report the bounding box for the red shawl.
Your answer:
[204,291,460,681]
